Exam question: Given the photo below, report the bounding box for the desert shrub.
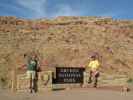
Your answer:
[0,63,9,89]
[127,78,133,84]
[0,65,8,89]
[0,77,8,88]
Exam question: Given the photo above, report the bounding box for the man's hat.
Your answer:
[89,52,98,58]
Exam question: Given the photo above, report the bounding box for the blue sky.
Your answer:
[0,0,133,19]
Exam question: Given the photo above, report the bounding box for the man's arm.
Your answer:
[18,64,27,70]
[37,61,42,72]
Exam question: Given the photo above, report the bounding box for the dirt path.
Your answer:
[0,88,133,100]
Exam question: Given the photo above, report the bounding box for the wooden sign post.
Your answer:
[11,68,17,92]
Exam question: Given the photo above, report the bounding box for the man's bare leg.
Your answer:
[88,71,92,83]
[93,72,99,88]
[29,75,33,93]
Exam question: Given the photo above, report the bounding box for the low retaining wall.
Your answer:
[10,70,129,92]
[11,70,53,92]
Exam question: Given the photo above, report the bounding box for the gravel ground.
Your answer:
[0,88,133,100]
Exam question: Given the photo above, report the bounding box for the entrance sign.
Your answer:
[53,67,85,84]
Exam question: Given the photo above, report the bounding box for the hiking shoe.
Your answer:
[93,85,97,88]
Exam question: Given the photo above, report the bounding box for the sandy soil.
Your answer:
[0,88,133,100]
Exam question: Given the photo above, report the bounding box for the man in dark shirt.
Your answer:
[27,55,38,93]
[22,54,39,93]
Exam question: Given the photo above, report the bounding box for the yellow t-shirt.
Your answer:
[88,60,100,71]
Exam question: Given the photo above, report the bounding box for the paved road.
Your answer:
[0,88,133,100]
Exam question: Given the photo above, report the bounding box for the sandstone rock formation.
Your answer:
[0,16,133,86]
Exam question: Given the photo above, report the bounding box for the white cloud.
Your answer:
[17,0,47,18]
[51,4,82,18]
[16,0,82,18]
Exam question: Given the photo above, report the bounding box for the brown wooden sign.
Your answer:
[53,67,85,84]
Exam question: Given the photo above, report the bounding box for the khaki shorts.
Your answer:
[27,71,36,79]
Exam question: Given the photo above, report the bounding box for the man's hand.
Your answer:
[18,64,27,70]
[37,66,42,72]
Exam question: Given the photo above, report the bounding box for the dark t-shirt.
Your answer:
[27,59,37,71]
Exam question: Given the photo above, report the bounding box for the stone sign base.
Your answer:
[12,71,53,92]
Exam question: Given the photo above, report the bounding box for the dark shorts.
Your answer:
[90,70,100,78]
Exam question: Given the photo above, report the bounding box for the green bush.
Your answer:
[127,78,133,84]
[0,65,9,89]
[0,77,8,88]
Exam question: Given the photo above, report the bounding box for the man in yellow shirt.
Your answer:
[87,55,100,87]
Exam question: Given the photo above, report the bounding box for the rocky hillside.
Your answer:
[0,16,133,86]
